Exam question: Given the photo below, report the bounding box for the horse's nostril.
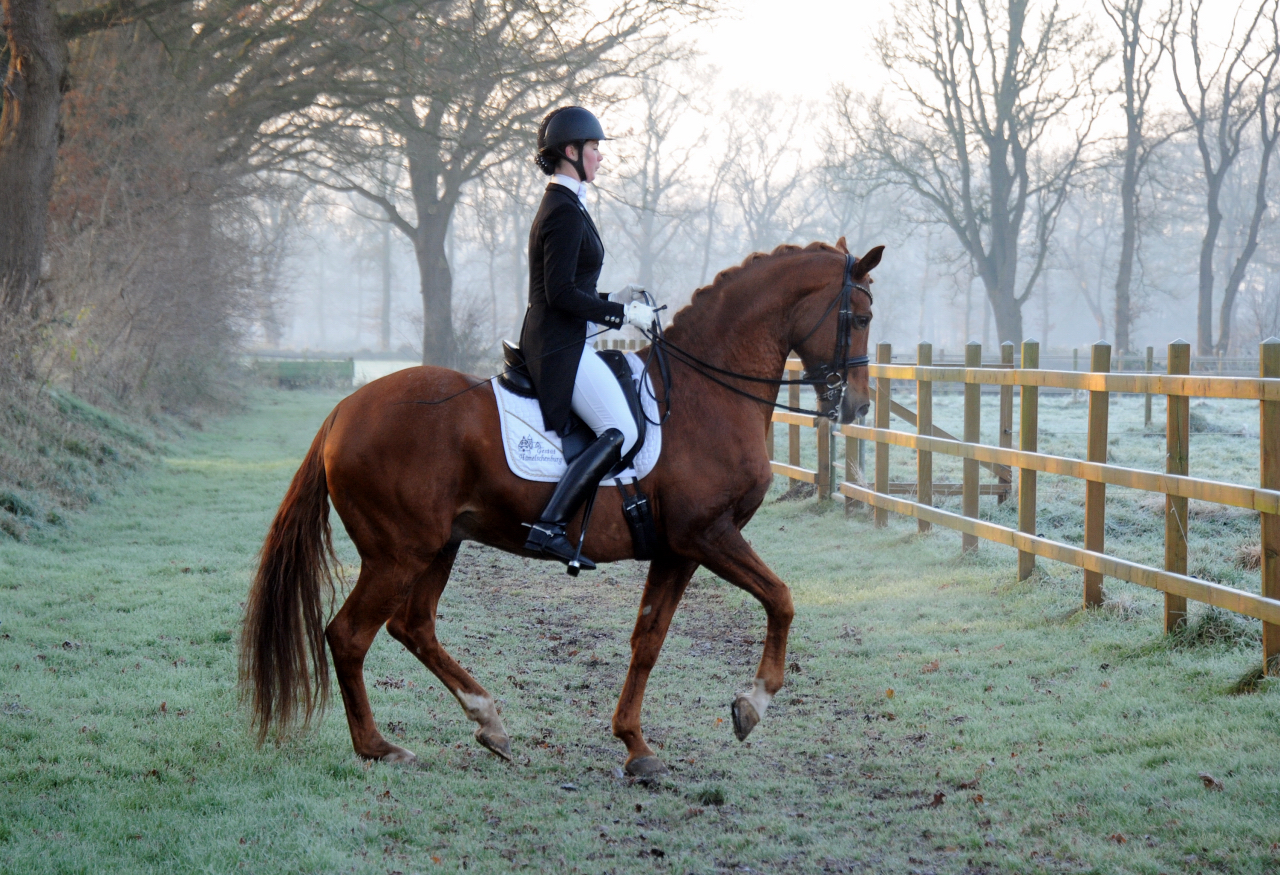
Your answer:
[855,403,870,420]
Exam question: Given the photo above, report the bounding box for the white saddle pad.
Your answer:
[491,352,662,484]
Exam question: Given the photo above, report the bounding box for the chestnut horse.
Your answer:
[240,239,880,777]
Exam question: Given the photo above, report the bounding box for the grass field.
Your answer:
[3,388,1279,874]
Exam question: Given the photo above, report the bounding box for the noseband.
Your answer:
[797,252,872,416]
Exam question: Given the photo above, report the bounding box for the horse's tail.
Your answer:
[239,412,338,744]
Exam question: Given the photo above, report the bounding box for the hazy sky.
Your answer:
[695,0,891,99]
[694,0,1253,107]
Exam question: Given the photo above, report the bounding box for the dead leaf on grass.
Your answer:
[928,791,945,807]
[885,688,895,699]
[922,659,940,674]
[957,779,979,790]
[1109,833,1127,844]
[1198,772,1224,791]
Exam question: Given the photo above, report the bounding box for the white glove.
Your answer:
[608,284,647,306]
[624,300,656,329]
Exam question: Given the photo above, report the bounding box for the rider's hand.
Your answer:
[624,301,656,329]
[609,284,647,306]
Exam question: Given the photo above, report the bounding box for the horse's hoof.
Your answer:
[625,755,669,778]
[475,727,513,762]
[379,746,417,765]
[731,696,760,742]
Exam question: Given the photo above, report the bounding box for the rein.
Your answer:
[642,252,872,421]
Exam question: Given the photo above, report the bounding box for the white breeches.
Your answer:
[572,345,639,454]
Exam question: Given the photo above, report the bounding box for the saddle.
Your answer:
[498,340,647,473]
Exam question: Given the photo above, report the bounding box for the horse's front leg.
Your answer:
[689,521,795,742]
[612,555,699,777]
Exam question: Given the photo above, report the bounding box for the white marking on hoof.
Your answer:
[742,677,773,720]
[455,690,501,726]
[380,747,417,764]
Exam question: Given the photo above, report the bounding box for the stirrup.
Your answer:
[523,522,597,572]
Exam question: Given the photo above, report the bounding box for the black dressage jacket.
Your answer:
[519,183,625,436]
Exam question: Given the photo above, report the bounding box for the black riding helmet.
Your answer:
[536,106,609,181]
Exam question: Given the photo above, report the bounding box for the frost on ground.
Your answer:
[0,388,1277,874]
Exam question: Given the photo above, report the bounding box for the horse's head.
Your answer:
[791,238,881,424]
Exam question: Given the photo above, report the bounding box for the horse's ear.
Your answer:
[855,245,885,276]
[835,236,849,254]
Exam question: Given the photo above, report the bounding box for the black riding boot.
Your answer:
[523,428,624,570]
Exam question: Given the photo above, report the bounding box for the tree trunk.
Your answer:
[415,216,455,367]
[379,222,391,352]
[1197,179,1223,355]
[988,286,1024,347]
[1114,142,1138,354]
[0,0,67,316]
[976,237,1024,346]
[1215,116,1278,356]
[637,208,655,289]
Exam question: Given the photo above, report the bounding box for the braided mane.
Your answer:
[666,241,844,332]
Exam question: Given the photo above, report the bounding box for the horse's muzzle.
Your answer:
[840,389,871,424]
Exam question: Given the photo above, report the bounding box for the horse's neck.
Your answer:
[663,273,797,383]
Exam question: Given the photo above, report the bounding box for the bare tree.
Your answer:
[257,0,701,367]
[845,0,1107,344]
[1240,257,1280,345]
[0,0,190,319]
[599,72,697,290]
[723,91,811,252]
[1101,0,1172,353]
[695,107,739,286]
[1058,182,1121,339]
[1170,0,1280,355]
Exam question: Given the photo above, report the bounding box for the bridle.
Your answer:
[793,251,872,414]
[639,251,873,421]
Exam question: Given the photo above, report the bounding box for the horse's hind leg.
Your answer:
[688,522,795,742]
[611,555,698,777]
[385,542,512,762]
[326,559,421,763]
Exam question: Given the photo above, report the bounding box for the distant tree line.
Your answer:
[3,0,1280,408]
[0,0,705,402]
[420,0,1280,363]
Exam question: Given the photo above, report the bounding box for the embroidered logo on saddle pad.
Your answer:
[491,352,662,483]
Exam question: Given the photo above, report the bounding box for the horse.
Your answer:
[240,238,881,777]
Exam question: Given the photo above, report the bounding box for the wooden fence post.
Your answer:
[817,417,831,501]
[765,418,775,467]
[1083,341,1111,608]
[1073,347,1080,402]
[875,342,892,527]
[789,380,801,489]
[1261,338,1280,672]
[998,341,1014,504]
[1018,339,1040,580]
[962,342,982,551]
[845,426,859,516]
[1145,346,1155,429]
[1164,340,1190,632]
[917,341,933,533]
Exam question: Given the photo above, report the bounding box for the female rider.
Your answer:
[520,106,655,570]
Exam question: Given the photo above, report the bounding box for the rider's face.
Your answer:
[563,141,602,183]
[581,141,602,183]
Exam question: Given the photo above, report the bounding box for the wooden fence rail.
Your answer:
[767,338,1280,676]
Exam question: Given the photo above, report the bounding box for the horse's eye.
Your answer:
[855,315,872,330]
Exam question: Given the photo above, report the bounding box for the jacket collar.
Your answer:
[550,173,588,202]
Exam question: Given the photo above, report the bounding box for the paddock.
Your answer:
[1,386,1277,874]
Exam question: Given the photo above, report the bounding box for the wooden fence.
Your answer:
[768,338,1280,676]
